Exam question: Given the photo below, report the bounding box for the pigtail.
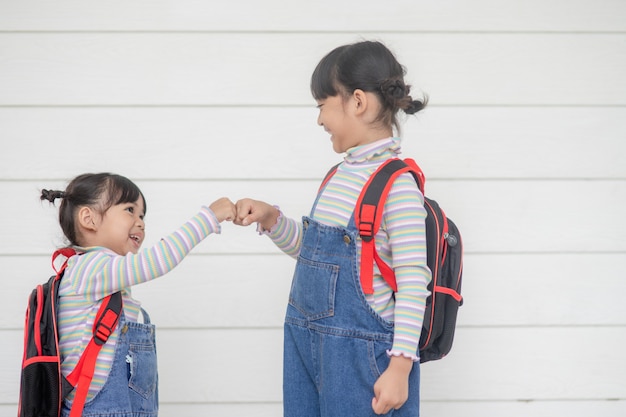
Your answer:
[40,189,66,204]
[403,95,428,115]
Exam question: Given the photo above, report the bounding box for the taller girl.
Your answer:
[236,40,431,416]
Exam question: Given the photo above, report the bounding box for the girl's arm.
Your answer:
[235,198,303,259]
[63,206,222,299]
[371,173,431,412]
[384,173,431,361]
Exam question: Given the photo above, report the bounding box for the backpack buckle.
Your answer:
[359,204,377,242]
[94,326,113,345]
[93,309,120,346]
[359,221,374,242]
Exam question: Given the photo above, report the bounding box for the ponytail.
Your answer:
[40,189,66,204]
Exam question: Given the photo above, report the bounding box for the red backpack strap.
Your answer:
[66,292,122,417]
[355,158,422,294]
[403,158,425,194]
[52,247,77,275]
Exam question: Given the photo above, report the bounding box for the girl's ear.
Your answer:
[78,206,98,231]
[352,89,368,115]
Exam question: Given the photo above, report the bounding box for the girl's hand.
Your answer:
[209,197,236,223]
[234,198,279,230]
[371,356,413,415]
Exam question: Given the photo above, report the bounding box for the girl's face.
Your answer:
[93,197,146,255]
[316,94,361,153]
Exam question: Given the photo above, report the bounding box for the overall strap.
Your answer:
[318,162,341,192]
[355,158,423,294]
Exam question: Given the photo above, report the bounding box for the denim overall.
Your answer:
[284,216,420,417]
[62,309,159,417]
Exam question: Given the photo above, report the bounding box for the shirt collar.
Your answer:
[344,137,402,165]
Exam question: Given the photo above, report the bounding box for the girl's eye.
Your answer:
[126,206,134,214]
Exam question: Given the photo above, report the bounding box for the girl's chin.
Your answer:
[123,247,140,255]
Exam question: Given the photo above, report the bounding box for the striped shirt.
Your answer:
[58,206,220,401]
[264,137,432,361]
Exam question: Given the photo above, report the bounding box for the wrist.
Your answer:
[388,355,414,375]
[258,205,280,232]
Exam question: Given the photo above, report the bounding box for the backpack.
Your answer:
[18,248,122,417]
[321,157,464,363]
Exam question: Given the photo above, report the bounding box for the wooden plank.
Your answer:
[2,253,625,329]
[131,400,626,417]
[2,327,625,402]
[158,404,282,417]
[422,400,626,417]
[0,328,283,404]
[2,401,625,417]
[134,400,626,417]
[1,0,624,32]
[458,253,626,326]
[0,34,624,106]
[0,180,624,254]
[420,327,626,401]
[1,107,624,180]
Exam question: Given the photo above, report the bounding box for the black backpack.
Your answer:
[18,248,122,417]
[321,157,464,363]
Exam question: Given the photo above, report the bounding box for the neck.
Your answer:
[359,125,393,146]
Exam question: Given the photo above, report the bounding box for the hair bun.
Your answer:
[380,79,407,102]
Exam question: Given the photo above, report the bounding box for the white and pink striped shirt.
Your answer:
[58,206,220,400]
[263,137,432,361]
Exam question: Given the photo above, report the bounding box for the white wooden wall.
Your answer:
[1,1,625,416]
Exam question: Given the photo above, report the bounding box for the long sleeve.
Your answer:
[61,206,219,300]
[261,212,303,259]
[380,175,431,360]
[57,206,220,401]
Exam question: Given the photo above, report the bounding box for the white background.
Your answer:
[1,1,625,415]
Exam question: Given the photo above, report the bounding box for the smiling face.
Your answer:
[91,197,146,255]
[316,91,392,154]
[316,94,360,153]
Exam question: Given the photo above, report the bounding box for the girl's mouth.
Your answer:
[130,234,142,247]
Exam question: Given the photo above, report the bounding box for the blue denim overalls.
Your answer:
[283,216,420,416]
[61,310,159,417]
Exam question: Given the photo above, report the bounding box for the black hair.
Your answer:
[311,40,427,132]
[40,173,146,247]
